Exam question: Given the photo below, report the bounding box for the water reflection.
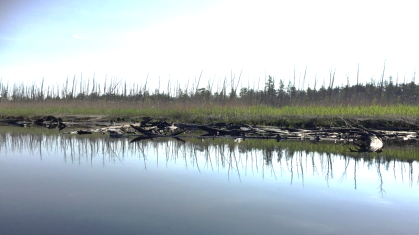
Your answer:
[1,128,418,195]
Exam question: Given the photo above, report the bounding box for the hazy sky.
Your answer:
[1,0,418,91]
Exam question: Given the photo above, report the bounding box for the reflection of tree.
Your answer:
[298,151,305,186]
[263,148,273,166]
[325,153,333,187]
[376,158,386,196]
[311,152,318,176]
[204,145,214,171]
[277,147,284,177]
[393,159,397,183]
[193,146,201,173]
[232,150,242,183]
[287,153,293,185]
[339,154,350,183]
[263,147,278,181]
[408,160,414,187]
[354,158,358,190]
[138,144,147,170]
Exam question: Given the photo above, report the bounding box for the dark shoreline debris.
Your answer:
[1,116,418,152]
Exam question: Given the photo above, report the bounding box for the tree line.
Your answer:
[0,72,418,106]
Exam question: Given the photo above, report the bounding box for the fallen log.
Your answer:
[130,130,186,143]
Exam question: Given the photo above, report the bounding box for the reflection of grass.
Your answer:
[0,126,60,135]
[187,137,419,162]
[1,104,418,126]
[1,126,417,162]
[0,126,105,139]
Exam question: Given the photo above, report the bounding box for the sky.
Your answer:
[1,0,418,92]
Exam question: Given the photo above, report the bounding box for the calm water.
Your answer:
[0,128,418,235]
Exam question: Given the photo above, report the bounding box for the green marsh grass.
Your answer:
[1,103,418,124]
[0,101,419,128]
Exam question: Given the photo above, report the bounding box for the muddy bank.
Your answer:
[0,114,418,130]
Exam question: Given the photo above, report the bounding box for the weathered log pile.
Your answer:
[2,116,418,153]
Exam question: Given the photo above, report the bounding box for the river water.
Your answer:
[0,127,418,235]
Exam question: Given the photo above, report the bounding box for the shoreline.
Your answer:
[1,113,418,130]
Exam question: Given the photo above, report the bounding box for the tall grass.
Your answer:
[1,102,418,124]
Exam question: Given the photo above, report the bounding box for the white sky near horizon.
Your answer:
[0,0,418,93]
